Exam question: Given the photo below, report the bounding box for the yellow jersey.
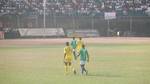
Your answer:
[77,40,84,52]
[64,46,73,61]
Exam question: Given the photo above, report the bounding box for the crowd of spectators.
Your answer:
[0,0,150,16]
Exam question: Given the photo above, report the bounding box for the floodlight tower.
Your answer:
[43,0,46,28]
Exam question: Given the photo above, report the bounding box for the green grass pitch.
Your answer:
[0,43,150,84]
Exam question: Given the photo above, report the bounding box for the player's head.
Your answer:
[73,37,75,40]
[82,44,85,48]
[66,42,69,46]
[79,37,82,40]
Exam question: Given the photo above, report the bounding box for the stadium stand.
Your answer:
[0,0,150,38]
[0,0,150,16]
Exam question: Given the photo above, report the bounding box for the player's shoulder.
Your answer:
[64,47,66,50]
[80,48,84,51]
[83,48,87,51]
[85,48,88,51]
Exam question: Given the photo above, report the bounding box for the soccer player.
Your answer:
[64,42,75,75]
[78,44,89,75]
[76,37,84,53]
[70,37,77,74]
[71,37,77,59]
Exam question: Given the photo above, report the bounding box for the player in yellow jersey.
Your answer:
[64,42,75,75]
[76,37,84,53]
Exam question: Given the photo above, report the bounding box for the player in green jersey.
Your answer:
[71,37,77,60]
[78,44,89,75]
[70,37,78,74]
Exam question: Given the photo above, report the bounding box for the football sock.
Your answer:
[64,65,68,75]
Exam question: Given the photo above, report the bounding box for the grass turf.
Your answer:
[0,44,150,84]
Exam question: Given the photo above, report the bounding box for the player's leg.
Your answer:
[83,64,88,75]
[80,61,84,75]
[72,60,77,75]
[64,61,68,75]
[68,60,77,75]
[73,49,77,60]
[80,61,88,75]
[64,58,71,75]
[80,64,84,75]
[72,50,77,75]
[68,62,72,73]
[80,64,88,75]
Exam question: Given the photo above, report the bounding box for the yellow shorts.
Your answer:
[64,58,72,63]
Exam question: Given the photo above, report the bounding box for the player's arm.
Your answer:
[77,50,80,57]
[86,50,89,62]
[76,41,79,47]
[75,41,77,49]
[64,53,66,59]
[64,48,66,60]
[71,41,73,47]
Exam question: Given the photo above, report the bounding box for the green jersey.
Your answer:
[79,48,89,61]
[71,39,77,49]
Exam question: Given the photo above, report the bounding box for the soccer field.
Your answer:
[0,38,150,84]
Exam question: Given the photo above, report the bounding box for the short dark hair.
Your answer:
[73,37,75,39]
[66,42,69,46]
[79,37,82,40]
[82,44,85,48]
